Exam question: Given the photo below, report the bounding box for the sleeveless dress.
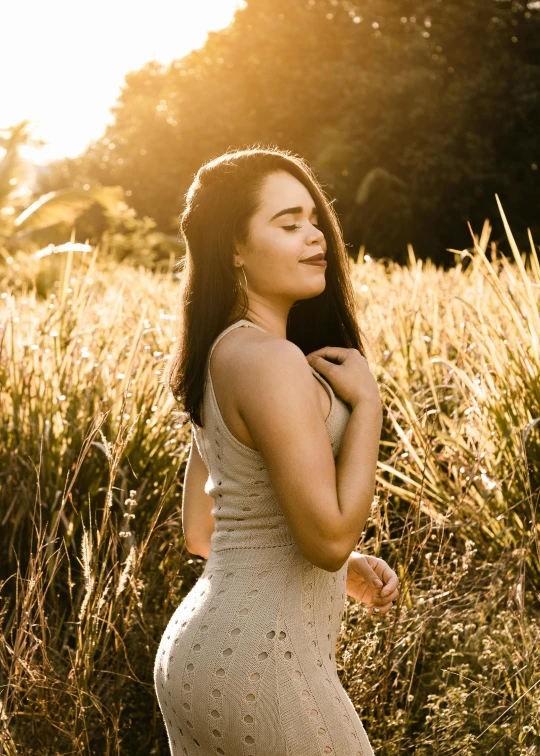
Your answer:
[154,319,375,756]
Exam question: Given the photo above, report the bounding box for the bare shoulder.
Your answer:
[234,330,310,389]
[226,329,322,432]
[212,325,311,396]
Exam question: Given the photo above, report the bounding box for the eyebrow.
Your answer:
[269,205,318,222]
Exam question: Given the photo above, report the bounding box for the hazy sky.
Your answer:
[1,0,244,165]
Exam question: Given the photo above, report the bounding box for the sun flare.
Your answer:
[1,0,244,165]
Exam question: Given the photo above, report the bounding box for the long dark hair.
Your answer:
[163,144,368,428]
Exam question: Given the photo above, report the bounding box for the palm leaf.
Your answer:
[13,186,126,233]
[7,221,70,248]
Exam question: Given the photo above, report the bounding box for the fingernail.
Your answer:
[382,588,389,595]
[374,579,383,587]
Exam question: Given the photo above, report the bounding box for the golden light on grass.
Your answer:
[0,199,539,751]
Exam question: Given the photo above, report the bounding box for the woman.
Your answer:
[156,147,399,755]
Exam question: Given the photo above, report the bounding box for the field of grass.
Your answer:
[1,207,539,754]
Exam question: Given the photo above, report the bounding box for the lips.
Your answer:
[301,252,325,262]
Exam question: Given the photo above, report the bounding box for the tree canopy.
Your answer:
[37,0,540,265]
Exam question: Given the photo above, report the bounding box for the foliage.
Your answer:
[0,123,183,267]
[0,205,539,754]
[37,0,540,265]
[0,121,126,251]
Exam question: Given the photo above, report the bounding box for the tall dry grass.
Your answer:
[0,200,538,754]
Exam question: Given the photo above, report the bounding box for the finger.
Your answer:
[381,575,399,598]
[381,588,399,603]
[372,587,397,604]
[363,565,384,590]
[372,592,398,607]
[373,566,399,597]
[365,555,390,578]
[306,347,347,364]
[351,555,384,589]
[365,557,397,595]
[374,561,396,583]
[306,356,338,380]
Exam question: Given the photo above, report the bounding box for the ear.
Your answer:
[233,235,247,264]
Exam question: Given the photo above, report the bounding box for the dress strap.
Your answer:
[208,319,267,360]
[203,319,267,455]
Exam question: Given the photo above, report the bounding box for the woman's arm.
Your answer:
[194,542,211,559]
[332,401,383,567]
[182,431,216,556]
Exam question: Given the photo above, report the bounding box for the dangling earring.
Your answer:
[240,265,248,295]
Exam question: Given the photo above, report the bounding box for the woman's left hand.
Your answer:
[346,552,400,617]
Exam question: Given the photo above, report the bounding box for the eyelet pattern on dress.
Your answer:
[154,320,373,755]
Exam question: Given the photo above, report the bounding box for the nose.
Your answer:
[309,222,325,240]
[311,225,326,247]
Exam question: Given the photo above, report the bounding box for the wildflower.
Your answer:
[116,546,137,597]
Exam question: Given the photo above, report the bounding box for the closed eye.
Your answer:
[283,223,321,231]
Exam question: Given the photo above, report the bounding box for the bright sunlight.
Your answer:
[2,0,244,164]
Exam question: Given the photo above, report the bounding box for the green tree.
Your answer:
[38,0,540,265]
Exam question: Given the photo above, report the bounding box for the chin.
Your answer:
[301,281,326,299]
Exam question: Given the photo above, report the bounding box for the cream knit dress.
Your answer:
[154,319,375,756]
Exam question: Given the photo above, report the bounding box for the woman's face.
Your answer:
[235,170,328,308]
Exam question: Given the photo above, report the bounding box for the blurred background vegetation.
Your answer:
[2,0,540,267]
[1,0,539,754]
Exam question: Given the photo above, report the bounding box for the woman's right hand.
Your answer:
[305,346,381,409]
